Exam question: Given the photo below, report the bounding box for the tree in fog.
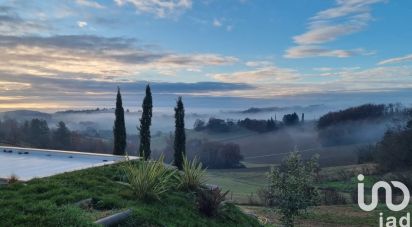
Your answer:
[174,97,186,170]
[267,152,319,227]
[282,112,299,126]
[139,84,153,160]
[113,87,127,155]
[29,119,50,148]
[53,121,71,150]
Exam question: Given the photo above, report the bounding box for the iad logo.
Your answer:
[357,174,411,227]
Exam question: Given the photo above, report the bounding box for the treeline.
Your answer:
[0,118,136,154]
[317,104,396,129]
[317,103,408,146]
[358,119,412,171]
[194,112,303,133]
[161,136,244,169]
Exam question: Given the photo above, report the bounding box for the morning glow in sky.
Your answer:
[0,0,411,110]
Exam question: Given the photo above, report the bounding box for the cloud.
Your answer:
[378,54,412,65]
[0,73,253,110]
[0,35,237,79]
[212,65,300,84]
[0,6,50,36]
[285,46,373,58]
[75,0,106,9]
[285,0,383,58]
[114,0,192,18]
[213,18,222,27]
[77,21,88,28]
[205,64,412,98]
[245,61,272,67]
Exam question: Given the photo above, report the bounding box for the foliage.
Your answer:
[122,156,177,201]
[178,157,207,191]
[356,144,376,164]
[0,117,116,153]
[29,118,50,148]
[7,174,19,184]
[113,87,127,155]
[375,124,412,171]
[195,117,279,133]
[320,188,347,205]
[196,187,229,217]
[238,117,277,133]
[316,104,406,146]
[193,119,206,131]
[199,141,244,169]
[282,112,300,126]
[317,104,388,129]
[53,121,71,150]
[139,84,153,160]
[174,96,186,170]
[163,138,244,169]
[267,152,319,227]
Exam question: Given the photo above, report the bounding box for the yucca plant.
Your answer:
[178,157,207,191]
[197,187,229,217]
[123,155,176,201]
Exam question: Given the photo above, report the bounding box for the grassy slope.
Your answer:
[206,163,378,203]
[0,163,260,227]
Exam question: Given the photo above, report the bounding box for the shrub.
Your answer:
[267,152,319,227]
[7,174,19,184]
[321,188,347,205]
[178,157,207,191]
[197,187,229,217]
[375,126,412,171]
[123,156,177,201]
[351,187,358,204]
[357,144,376,164]
[257,187,275,207]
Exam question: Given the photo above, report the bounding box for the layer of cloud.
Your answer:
[0,6,50,36]
[212,65,300,84]
[75,0,105,9]
[285,0,383,58]
[378,54,412,65]
[285,46,373,59]
[0,73,253,110]
[0,35,238,79]
[114,0,192,18]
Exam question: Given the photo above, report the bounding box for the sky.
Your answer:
[0,0,412,112]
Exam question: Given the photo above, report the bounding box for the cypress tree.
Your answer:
[139,84,153,160]
[113,87,127,155]
[173,96,186,170]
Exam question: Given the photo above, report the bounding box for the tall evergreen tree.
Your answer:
[139,84,153,160]
[173,96,186,170]
[53,121,71,150]
[113,87,127,155]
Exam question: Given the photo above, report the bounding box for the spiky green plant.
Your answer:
[178,157,207,191]
[123,156,176,201]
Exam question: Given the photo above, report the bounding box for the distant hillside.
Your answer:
[230,104,326,114]
[55,108,118,115]
[0,110,51,120]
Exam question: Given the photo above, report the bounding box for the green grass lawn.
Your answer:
[0,163,260,227]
